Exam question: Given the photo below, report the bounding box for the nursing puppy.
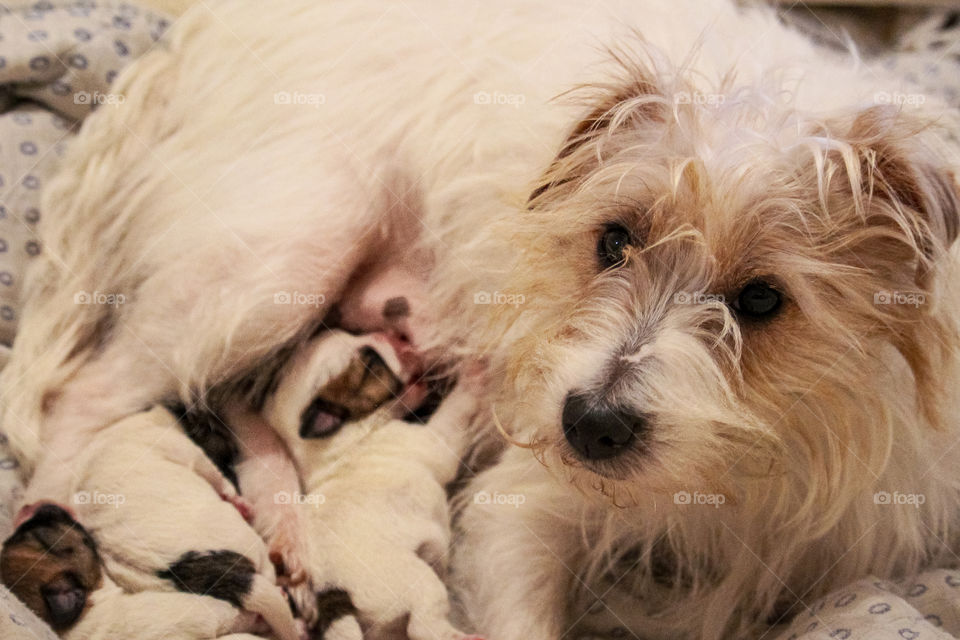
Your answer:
[64,407,300,640]
[1,503,267,640]
[240,329,480,640]
[3,1,960,639]
[2,503,101,630]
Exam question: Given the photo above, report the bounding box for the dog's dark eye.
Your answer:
[733,280,782,318]
[598,224,631,269]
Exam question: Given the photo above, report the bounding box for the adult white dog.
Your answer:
[3,1,959,639]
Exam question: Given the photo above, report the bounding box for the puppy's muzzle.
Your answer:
[561,392,646,460]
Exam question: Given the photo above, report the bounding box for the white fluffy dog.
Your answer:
[245,329,479,640]
[3,1,959,639]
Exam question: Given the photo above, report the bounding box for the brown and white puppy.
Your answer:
[231,329,481,640]
[62,407,300,640]
[1,503,266,640]
[1,503,101,630]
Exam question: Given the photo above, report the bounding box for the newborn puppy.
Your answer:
[248,329,482,640]
[1,503,101,630]
[1,503,265,640]
[64,407,300,640]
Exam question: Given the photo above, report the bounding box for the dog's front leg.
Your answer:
[454,448,584,640]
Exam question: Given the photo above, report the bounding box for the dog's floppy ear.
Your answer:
[528,59,665,206]
[841,106,960,281]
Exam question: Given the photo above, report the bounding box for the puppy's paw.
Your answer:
[433,372,484,423]
[222,493,255,523]
[286,581,318,629]
[294,617,310,640]
[268,520,308,586]
[458,359,488,393]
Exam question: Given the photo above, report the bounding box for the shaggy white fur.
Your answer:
[1,1,958,639]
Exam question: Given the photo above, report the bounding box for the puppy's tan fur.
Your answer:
[1,507,102,630]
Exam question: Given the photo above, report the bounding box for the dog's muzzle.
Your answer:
[561,392,646,460]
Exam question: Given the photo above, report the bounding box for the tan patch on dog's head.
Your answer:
[485,51,960,508]
[1,506,102,629]
[298,344,403,438]
[319,346,403,417]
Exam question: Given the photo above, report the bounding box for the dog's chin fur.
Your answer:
[3,1,960,639]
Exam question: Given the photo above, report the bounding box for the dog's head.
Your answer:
[495,54,960,505]
[1,503,102,630]
[265,329,424,441]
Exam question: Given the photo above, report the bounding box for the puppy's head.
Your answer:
[1,503,102,630]
[496,52,960,506]
[265,329,424,440]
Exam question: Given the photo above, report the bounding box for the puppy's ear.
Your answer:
[841,106,960,283]
[529,59,665,205]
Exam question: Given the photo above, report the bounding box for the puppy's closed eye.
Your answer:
[300,397,349,439]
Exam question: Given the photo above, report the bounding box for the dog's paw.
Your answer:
[285,581,318,629]
[268,520,308,586]
[433,372,483,422]
[294,617,310,640]
[459,359,488,393]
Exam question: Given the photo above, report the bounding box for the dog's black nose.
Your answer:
[562,392,644,460]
